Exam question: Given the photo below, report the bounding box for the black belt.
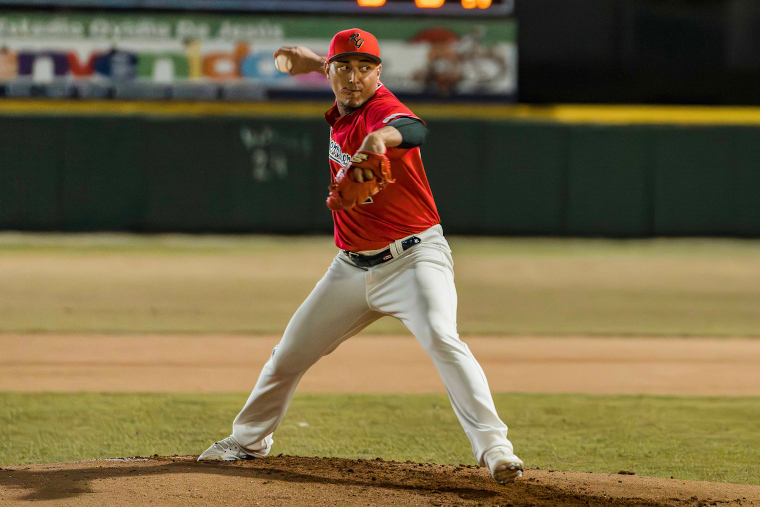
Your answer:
[344,236,422,268]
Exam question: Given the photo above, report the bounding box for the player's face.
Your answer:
[327,58,381,110]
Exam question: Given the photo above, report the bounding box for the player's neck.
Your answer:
[337,102,358,117]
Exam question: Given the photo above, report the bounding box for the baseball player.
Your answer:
[198,28,523,484]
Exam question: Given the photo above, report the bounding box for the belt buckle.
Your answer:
[345,251,368,267]
[404,236,421,249]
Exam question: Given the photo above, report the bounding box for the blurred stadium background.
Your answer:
[0,0,759,236]
[2,0,760,494]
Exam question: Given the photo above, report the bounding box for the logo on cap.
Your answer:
[348,33,365,49]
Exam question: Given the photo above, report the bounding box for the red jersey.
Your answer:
[325,83,440,252]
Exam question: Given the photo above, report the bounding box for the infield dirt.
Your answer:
[2,334,760,395]
[2,455,759,506]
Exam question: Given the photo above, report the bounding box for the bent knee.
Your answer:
[416,323,465,356]
[267,347,319,377]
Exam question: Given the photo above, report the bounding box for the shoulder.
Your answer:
[367,83,406,111]
[363,84,419,130]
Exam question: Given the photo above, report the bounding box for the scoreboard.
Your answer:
[293,0,514,15]
[0,0,513,16]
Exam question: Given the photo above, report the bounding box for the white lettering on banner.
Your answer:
[218,21,283,41]
[175,20,211,40]
[329,137,351,166]
[89,18,172,39]
[0,17,85,38]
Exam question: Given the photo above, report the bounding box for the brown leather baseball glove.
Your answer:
[326,151,394,211]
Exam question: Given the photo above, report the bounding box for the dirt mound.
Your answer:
[1,456,757,506]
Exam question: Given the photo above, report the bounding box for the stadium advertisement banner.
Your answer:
[0,12,517,101]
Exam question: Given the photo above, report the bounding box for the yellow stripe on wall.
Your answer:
[2,100,760,125]
[537,105,760,126]
[0,100,329,118]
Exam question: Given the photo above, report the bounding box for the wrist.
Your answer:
[361,133,386,154]
[316,57,327,75]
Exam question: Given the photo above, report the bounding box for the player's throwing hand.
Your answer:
[273,46,327,76]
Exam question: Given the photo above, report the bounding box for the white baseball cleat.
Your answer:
[484,446,524,484]
[197,436,261,461]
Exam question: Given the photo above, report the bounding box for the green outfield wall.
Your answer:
[1,103,759,236]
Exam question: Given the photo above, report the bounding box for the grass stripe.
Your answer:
[1,392,758,485]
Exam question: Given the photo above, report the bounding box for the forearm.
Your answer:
[309,56,328,76]
[359,126,403,154]
[274,47,327,76]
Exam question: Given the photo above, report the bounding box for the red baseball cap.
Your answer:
[328,28,381,64]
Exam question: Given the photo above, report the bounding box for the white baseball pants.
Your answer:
[231,224,514,466]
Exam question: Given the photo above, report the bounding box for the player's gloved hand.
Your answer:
[326,151,394,211]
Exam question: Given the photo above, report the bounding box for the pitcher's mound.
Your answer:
[0,455,757,506]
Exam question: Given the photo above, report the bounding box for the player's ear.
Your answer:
[376,63,382,77]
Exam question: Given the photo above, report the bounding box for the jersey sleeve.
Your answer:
[364,94,425,134]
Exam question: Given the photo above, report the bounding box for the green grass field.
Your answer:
[2,392,759,485]
[2,234,759,487]
[1,233,759,336]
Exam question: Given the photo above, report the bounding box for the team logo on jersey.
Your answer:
[348,33,364,49]
[329,138,351,166]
